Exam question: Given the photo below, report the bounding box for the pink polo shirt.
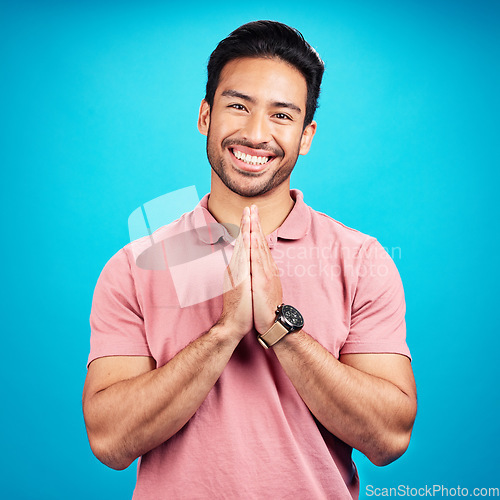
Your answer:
[88,190,410,499]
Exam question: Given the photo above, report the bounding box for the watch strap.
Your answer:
[258,321,289,349]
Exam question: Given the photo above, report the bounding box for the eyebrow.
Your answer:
[220,89,302,115]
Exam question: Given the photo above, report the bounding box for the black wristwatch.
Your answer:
[257,304,304,349]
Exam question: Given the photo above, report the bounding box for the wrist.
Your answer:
[257,304,304,349]
[270,327,306,350]
[212,316,247,344]
[255,314,277,335]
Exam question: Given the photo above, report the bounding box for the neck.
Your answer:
[207,172,295,236]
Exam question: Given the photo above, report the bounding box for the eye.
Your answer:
[229,103,247,111]
[274,113,292,121]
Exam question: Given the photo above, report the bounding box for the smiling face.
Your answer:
[198,57,316,198]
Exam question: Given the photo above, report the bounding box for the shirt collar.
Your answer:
[275,189,311,240]
[193,189,310,245]
[192,199,232,245]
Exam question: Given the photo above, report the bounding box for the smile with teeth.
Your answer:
[231,148,272,166]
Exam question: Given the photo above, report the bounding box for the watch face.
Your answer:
[281,305,304,330]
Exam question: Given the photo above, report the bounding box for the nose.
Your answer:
[241,111,271,145]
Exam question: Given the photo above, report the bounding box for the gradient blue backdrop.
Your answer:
[1,0,498,498]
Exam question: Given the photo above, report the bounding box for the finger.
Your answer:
[250,230,262,267]
[250,205,266,255]
[231,224,243,262]
[251,232,272,287]
[230,208,251,287]
[250,205,262,239]
[250,206,276,277]
[241,206,251,252]
[251,205,272,259]
[250,229,261,281]
[238,208,250,269]
[253,236,276,280]
[226,229,243,289]
[232,207,250,260]
[238,219,250,276]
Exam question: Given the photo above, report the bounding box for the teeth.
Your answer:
[233,149,271,166]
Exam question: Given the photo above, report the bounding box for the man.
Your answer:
[83,20,417,499]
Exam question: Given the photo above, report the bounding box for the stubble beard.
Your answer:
[206,128,301,198]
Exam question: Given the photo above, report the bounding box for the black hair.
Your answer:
[205,20,324,127]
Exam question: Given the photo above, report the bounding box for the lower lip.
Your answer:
[229,149,274,173]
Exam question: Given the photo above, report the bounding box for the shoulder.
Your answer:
[304,203,398,275]
[307,204,377,254]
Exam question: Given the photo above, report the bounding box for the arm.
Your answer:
[82,208,252,470]
[249,205,417,466]
[272,336,416,466]
[83,326,239,470]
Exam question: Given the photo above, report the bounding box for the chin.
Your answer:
[221,177,273,198]
[212,166,283,198]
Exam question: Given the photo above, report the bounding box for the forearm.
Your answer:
[272,330,417,466]
[84,323,239,470]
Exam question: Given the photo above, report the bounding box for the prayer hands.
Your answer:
[220,207,252,338]
[220,205,282,339]
[249,205,283,334]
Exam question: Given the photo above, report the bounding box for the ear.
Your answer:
[298,120,317,156]
[197,99,211,136]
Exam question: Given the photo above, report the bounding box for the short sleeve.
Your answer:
[340,239,411,359]
[88,248,152,367]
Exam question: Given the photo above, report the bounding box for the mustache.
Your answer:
[221,138,283,157]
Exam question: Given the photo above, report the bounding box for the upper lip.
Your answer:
[230,145,276,158]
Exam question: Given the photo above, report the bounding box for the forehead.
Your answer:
[215,57,307,108]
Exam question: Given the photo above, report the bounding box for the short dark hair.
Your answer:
[205,20,324,127]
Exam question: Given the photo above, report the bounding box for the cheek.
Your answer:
[210,119,238,144]
[280,131,304,156]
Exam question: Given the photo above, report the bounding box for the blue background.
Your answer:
[1,0,498,498]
